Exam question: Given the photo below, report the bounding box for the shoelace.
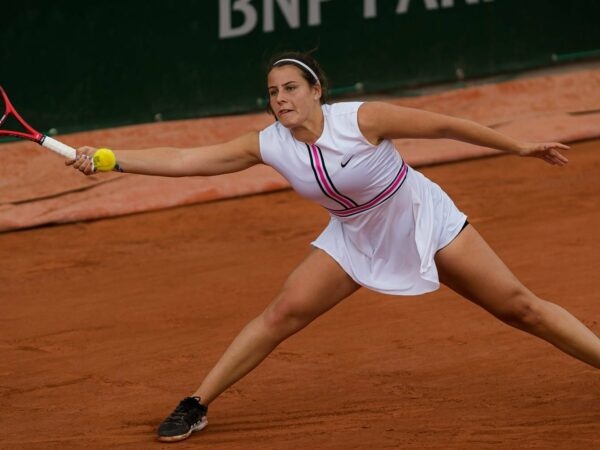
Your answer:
[164,399,199,423]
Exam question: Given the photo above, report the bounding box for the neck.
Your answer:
[291,105,324,144]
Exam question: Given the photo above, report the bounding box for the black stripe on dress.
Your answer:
[315,145,359,207]
[305,144,350,210]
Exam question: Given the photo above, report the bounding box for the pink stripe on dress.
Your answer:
[310,144,356,209]
[328,162,407,217]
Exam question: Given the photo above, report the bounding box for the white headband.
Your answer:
[273,58,320,85]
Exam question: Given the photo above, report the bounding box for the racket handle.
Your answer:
[41,136,77,159]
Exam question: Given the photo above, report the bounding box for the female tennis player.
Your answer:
[69,52,600,443]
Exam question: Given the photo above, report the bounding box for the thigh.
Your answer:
[267,248,361,322]
[434,225,531,316]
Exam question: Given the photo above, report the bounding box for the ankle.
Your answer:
[191,393,210,406]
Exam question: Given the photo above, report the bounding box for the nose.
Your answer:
[276,90,287,104]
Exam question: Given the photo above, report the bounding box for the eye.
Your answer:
[285,85,297,92]
[268,90,277,97]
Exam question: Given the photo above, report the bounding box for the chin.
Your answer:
[278,115,297,128]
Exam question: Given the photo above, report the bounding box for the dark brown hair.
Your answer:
[265,51,329,117]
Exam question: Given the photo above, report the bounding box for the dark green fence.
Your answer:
[2,0,599,134]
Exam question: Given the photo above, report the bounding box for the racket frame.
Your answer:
[0,86,76,159]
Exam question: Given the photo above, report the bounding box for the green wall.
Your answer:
[2,0,599,134]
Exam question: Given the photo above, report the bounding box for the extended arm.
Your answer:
[358,102,569,166]
[67,131,262,176]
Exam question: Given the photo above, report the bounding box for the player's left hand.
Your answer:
[518,142,570,166]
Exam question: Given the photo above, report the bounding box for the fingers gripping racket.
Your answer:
[0,85,77,159]
[0,86,117,171]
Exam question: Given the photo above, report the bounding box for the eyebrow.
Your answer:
[267,81,299,90]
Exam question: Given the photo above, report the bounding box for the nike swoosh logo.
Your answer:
[340,155,354,168]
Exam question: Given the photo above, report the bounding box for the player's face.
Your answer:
[267,65,321,128]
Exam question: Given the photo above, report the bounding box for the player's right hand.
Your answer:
[66,146,97,175]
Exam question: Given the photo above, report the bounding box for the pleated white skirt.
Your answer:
[311,166,467,296]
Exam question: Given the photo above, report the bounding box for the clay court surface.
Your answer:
[0,139,598,449]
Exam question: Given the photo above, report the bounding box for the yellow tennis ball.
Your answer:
[93,148,116,172]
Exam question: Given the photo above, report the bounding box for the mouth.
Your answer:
[278,109,293,117]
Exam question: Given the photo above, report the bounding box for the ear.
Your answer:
[313,84,322,101]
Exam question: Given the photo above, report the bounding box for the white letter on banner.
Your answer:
[264,0,300,32]
[396,0,439,14]
[364,0,377,18]
[308,0,331,26]
[219,0,258,39]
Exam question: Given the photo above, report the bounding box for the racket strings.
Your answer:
[0,110,34,141]
[1,111,28,132]
[0,89,43,142]
[0,97,8,127]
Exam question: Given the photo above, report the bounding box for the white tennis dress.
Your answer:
[259,102,467,295]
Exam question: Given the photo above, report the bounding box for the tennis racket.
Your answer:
[0,85,77,160]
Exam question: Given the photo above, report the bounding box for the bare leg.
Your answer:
[435,225,600,369]
[192,249,360,404]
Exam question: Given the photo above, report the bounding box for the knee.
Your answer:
[498,289,545,329]
[262,289,310,337]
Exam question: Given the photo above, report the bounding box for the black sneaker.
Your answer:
[157,396,208,442]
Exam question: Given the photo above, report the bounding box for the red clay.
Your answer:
[1,140,599,449]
